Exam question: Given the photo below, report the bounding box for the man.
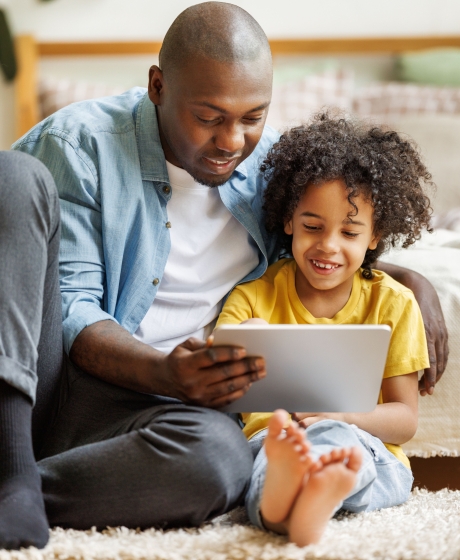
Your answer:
[0,1,448,551]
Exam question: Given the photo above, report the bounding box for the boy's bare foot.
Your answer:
[288,446,362,547]
[260,409,320,525]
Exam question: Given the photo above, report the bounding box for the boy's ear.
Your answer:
[284,220,293,235]
[368,234,381,251]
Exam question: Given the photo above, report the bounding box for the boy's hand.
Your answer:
[291,412,345,428]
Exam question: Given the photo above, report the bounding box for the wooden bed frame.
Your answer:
[12,34,460,491]
[14,34,460,139]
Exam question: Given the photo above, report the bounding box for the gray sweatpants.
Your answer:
[0,151,253,530]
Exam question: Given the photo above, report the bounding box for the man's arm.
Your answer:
[376,261,449,395]
[70,320,266,408]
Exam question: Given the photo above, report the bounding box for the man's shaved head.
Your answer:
[159,2,271,73]
[150,2,273,187]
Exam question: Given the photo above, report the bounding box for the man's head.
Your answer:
[148,2,273,187]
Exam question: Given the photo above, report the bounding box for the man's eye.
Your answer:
[196,116,219,124]
[243,116,264,123]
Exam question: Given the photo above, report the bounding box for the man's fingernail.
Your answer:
[428,386,434,395]
[255,358,264,368]
[234,348,246,358]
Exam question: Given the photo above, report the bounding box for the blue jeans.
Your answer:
[246,419,413,529]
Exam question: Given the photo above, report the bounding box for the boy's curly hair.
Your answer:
[262,112,434,279]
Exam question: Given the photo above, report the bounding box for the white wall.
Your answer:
[1,0,460,149]
[5,0,460,41]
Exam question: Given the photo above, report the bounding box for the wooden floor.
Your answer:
[411,457,460,491]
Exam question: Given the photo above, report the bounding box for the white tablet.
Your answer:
[212,324,391,413]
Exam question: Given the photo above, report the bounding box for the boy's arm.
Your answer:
[295,287,426,443]
[293,372,418,444]
[215,286,256,327]
[376,261,449,395]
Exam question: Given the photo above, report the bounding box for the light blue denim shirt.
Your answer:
[13,88,281,355]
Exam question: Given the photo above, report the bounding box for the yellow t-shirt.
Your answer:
[216,258,430,469]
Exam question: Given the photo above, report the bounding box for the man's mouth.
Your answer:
[310,259,342,274]
[202,156,239,174]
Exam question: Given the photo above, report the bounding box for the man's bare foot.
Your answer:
[288,446,362,547]
[260,410,320,526]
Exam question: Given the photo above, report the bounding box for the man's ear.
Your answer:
[368,234,381,251]
[284,220,293,235]
[148,65,164,106]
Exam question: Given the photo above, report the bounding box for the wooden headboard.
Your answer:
[14,34,460,139]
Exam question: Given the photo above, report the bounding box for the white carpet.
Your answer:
[2,488,460,560]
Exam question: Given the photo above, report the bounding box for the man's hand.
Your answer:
[376,262,449,395]
[160,337,266,408]
[70,320,265,406]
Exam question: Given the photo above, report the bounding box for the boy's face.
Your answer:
[284,179,379,296]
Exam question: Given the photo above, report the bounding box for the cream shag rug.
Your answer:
[2,488,460,560]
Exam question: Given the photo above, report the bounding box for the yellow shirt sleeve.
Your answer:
[216,284,257,326]
[380,288,430,378]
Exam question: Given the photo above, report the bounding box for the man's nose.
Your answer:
[214,123,245,154]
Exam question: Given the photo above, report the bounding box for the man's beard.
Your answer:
[192,174,230,188]
[183,165,232,188]
[171,149,236,188]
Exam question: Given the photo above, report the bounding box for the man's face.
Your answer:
[148,55,272,187]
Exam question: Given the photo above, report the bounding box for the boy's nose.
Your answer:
[317,233,340,253]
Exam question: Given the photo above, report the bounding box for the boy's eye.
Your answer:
[343,231,360,238]
[304,224,320,231]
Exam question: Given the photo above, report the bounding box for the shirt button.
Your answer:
[152,278,159,286]
[165,221,171,228]
[163,186,170,194]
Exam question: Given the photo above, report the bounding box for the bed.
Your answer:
[12,34,460,488]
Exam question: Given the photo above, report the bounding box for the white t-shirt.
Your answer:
[133,161,259,354]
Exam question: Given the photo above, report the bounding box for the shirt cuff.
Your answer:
[62,302,120,355]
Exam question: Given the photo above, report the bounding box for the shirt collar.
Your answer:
[135,92,248,183]
[234,160,248,178]
[135,93,169,183]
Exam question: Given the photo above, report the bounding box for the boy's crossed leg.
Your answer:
[259,410,362,547]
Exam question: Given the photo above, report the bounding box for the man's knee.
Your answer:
[142,406,253,523]
[196,409,253,484]
[0,151,58,228]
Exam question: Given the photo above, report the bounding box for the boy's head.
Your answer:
[262,113,433,280]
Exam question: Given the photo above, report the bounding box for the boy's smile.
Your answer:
[284,179,379,317]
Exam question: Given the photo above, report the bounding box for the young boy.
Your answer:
[216,113,432,547]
